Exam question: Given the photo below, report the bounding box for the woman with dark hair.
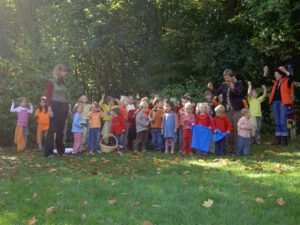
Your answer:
[44,64,69,157]
[267,66,294,145]
[207,69,244,151]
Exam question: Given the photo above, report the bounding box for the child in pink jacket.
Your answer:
[237,108,252,156]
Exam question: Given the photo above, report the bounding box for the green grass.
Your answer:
[0,141,300,225]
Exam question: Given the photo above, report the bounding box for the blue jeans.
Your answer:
[89,128,100,152]
[273,101,288,136]
[237,136,250,156]
[116,133,126,151]
[84,120,91,147]
[151,128,163,150]
[215,138,227,156]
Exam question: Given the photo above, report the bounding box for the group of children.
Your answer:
[10,79,267,157]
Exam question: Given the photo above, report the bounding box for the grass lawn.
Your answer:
[0,141,300,225]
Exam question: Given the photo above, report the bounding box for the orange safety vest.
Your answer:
[269,77,293,105]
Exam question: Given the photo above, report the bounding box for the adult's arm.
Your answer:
[211,84,224,96]
[229,80,243,96]
[45,80,53,107]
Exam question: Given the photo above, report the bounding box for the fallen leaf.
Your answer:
[108,198,117,205]
[32,193,38,198]
[151,204,160,208]
[49,168,57,173]
[133,201,141,207]
[276,198,285,206]
[240,201,245,205]
[80,214,86,220]
[267,194,273,198]
[27,217,38,225]
[116,151,123,156]
[255,197,265,203]
[46,206,56,213]
[202,199,214,208]
[143,221,153,225]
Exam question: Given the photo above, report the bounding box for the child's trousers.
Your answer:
[14,126,28,152]
[237,136,250,156]
[214,138,227,156]
[134,130,148,151]
[73,132,83,154]
[151,128,163,151]
[182,129,192,154]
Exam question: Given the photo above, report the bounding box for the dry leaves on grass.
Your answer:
[48,168,57,173]
[46,206,56,213]
[255,197,265,203]
[108,198,117,205]
[27,217,38,225]
[276,198,285,206]
[151,204,160,208]
[202,199,214,208]
[143,221,153,225]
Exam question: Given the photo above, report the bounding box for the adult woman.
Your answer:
[207,69,244,151]
[268,66,293,145]
[44,64,69,157]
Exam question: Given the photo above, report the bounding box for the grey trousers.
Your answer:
[226,110,241,152]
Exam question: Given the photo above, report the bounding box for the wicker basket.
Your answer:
[100,134,118,153]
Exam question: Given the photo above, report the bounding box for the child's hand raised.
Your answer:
[207,82,213,90]
[263,65,269,77]
[247,81,252,87]
[11,99,15,104]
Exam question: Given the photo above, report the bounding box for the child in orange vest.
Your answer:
[34,96,50,150]
[149,98,164,152]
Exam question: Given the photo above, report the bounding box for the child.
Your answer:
[99,95,116,142]
[88,102,104,154]
[78,95,92,147]
[181,103,195,155]
[72,104,84,155]
[177,94,192,153]
[204,90,215,117]
[111,107,126,151]
[149,98,164,152]
[162,100,179,154]
[211,105,232,156]
[34,96,50,150]
[247,81,267,144]
[127,99,139,150]
[237,108,252,156]
[195,103,211,156]
[134,101,150,152]
[195,103,211,128]
[10,97,33,152]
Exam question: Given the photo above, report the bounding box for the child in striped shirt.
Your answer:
[10,97,33,152]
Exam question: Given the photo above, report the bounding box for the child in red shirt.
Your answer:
[211,105,232,156]
[181,103,195,155]
[196,103,211,128]
[195,102,211,156]
[111,108,126,151]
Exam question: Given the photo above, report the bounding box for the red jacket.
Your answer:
[111,115,126,136]
[211,115,232,133]
[196,113,211,127]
